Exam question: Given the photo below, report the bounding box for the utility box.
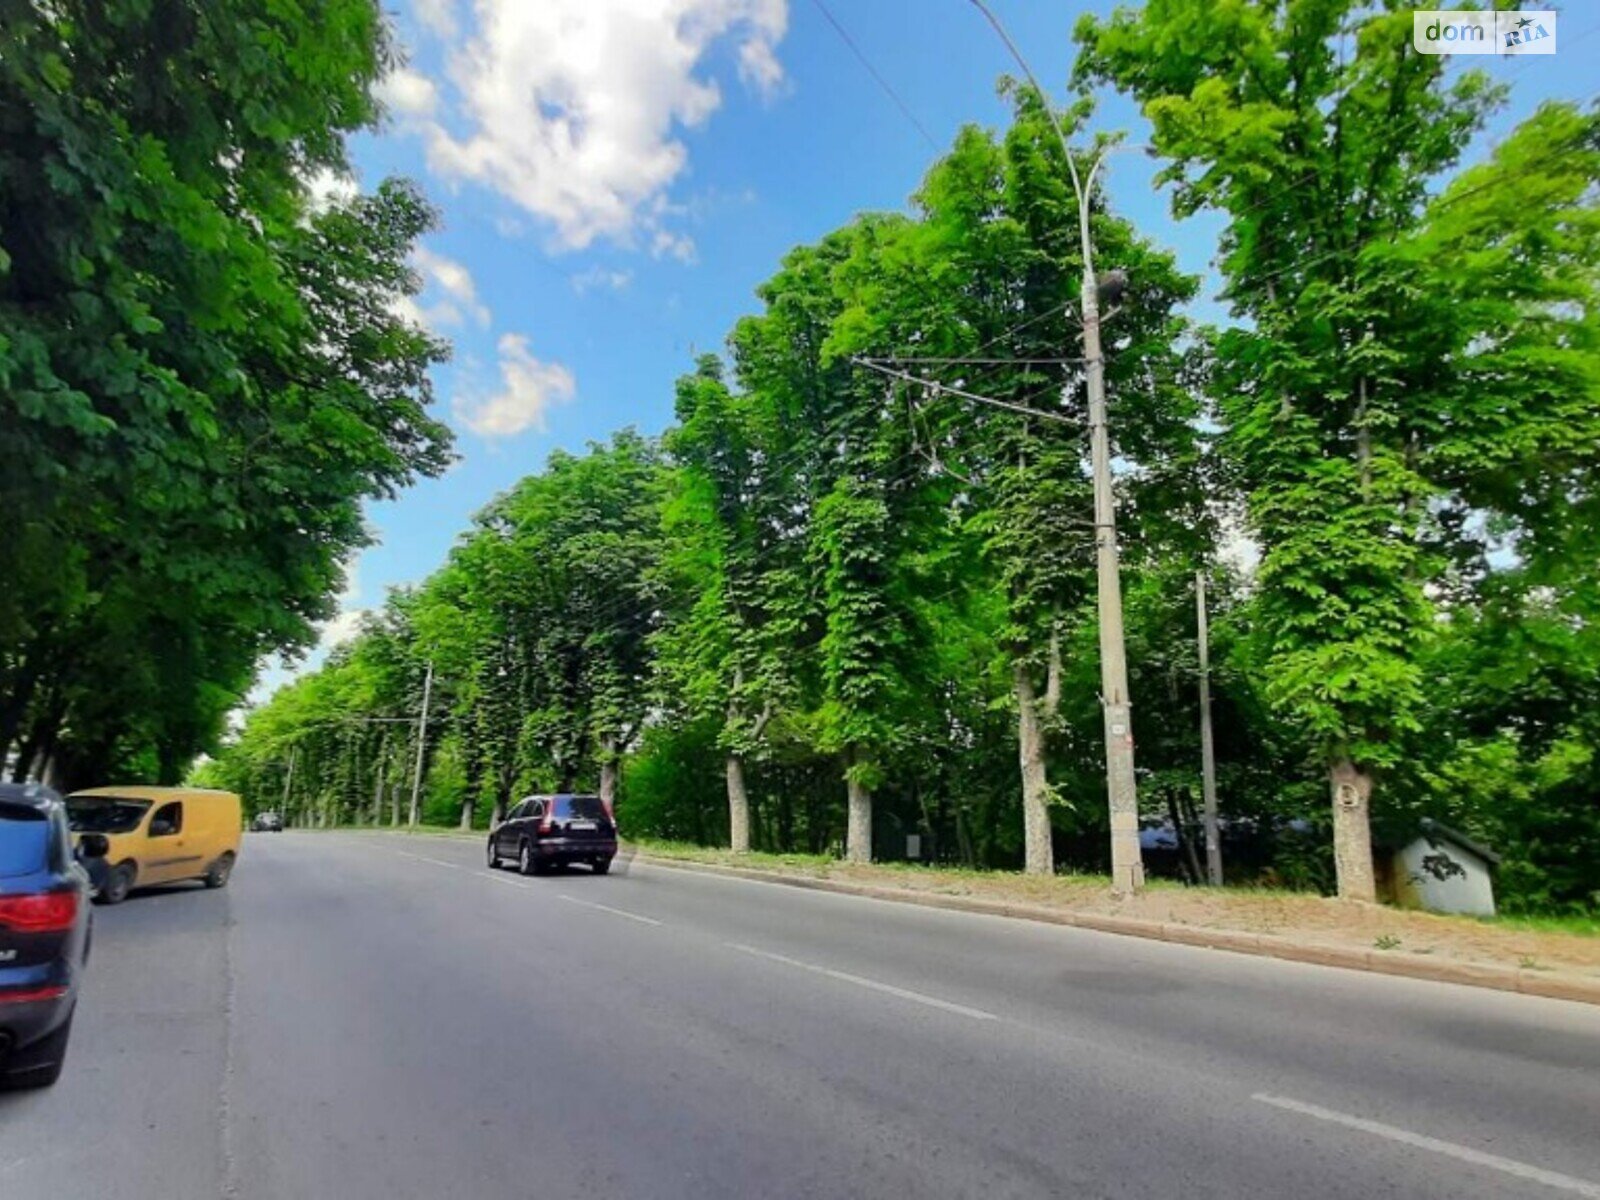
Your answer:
[1380,818,1500,917]
[905,833,922,861]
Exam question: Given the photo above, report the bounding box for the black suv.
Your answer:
[0,782,102,1089]
[488,794,617,875]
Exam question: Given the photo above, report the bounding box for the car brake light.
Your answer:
[0,985,68,1004]
[0,891,79,933]
[539,813,554,833]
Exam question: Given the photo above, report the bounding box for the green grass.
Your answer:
[627,837,835,871]
[625,838,1118,886]
[1483,912,1600,938]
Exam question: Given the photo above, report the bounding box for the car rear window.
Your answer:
[0,804,49,879]
[554,796,607,821]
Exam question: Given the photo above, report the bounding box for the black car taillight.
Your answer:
[0,891,78,933]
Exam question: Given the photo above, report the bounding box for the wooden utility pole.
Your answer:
[1196,571,1223,886]
[407,659,433,828]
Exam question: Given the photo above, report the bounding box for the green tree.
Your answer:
[0,0,451,786]
[1077,0,1596,899]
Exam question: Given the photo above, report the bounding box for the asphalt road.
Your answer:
[2,831,1598,1200]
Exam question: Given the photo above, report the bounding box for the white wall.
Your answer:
[1395,837,1496,917]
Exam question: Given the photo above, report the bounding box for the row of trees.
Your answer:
[1,2,452,787]
[209,3,1598,911]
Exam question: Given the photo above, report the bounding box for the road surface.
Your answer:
[2,830,1597,1199]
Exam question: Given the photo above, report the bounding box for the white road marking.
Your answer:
[557,894,662,926]
[1253,1094,1600,1197]
[394,850,469,871]
[726,943,997,1021]
[483,872,530,888]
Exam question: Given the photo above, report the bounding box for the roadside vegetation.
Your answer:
[207,4,1598,918]
[0,3,452,789]
[3,5,1592,918]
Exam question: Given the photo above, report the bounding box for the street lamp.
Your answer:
[969,0,1145,892]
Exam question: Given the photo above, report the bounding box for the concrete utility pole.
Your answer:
[408,659,433,828]
[969,0,1144,891]
[1196,571,1223,886]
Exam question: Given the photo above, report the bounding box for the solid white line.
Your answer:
[557,894,662,926]
[1252,1094,1600,1197]
[725,943,997,1021]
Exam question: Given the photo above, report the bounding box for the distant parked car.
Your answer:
[66,786,241,904]
[251,811,283,832]
[0,782,101,1089]
[487,794,616,875]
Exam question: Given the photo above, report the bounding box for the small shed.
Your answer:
[1380,818,1500,917]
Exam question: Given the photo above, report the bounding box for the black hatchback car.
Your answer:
[488,794,616,875]
[0,782,101,1089]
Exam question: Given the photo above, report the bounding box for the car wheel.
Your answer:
[592,858,612,876]
[98,863,135,905]
[1,1008,73,1090]
[487,840,502,870]
[518,841,535,876]
[204,853,235,889]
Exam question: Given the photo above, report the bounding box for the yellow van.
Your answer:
[65,787,242,905]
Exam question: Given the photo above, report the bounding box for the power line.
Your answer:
[852,356,1077,424]
[859,355,1085,366]
[809,0,939,150]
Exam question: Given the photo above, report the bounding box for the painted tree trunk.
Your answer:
[1330,757,1377,902]
[370,742,387,826]
[1014,661,1054,876]
[491,798,506,827]
[599,754,619,816]
[845,768,872,864]
[459,797,473,831]
[726,752,751,853]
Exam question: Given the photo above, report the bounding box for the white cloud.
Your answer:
[304,167,358,212]
[651,229,697,263]
[413,245,491,326]
[571,266,634,294]
[376,66,440,118]
[392,244,491,331]
[407,0,787,252]
[455,334,576,437]
[414,0,458,39]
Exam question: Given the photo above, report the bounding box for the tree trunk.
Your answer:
[491,796,507,827]
[1330,757,1377,902]
[389,782,400,827]
[370,739,388,826]
[598,737,619,816]
[459,796,474,831]
[0,639,48,764]
[1014,661,1054,876]
[726,752,751,853]
[1166,787,1203,885]
[844,757,872,864]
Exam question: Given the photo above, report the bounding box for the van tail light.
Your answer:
[0,891,79,933]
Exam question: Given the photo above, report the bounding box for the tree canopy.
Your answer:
[0,0,452,786]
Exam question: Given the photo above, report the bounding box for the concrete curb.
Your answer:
[637,855,1600,1006]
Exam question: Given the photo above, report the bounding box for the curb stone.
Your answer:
[637,854,1600,1006]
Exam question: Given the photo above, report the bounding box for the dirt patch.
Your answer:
[635,844,1600,979]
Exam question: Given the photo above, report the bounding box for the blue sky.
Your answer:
[254,0,1596,701]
